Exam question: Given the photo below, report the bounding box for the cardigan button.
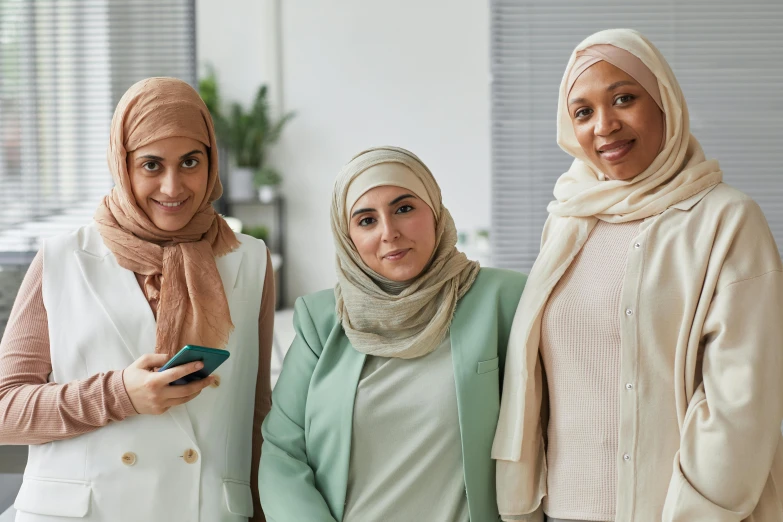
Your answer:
[625,308,634,316]
[121,452,137,466]
[623,453,631,462]
[634,242,642,249]
[183,449,199,464]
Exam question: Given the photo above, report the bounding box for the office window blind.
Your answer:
[0,0,196,262]
[0,0,196,333]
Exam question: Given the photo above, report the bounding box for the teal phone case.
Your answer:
[157,345,230,385]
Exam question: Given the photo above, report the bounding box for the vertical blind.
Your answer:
[0,0,196,333]
[490,0,783,273]
[0,0,196,262]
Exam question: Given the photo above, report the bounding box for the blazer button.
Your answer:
[210,374,221,388]
[121,452,137,466]
[183,449,199,464]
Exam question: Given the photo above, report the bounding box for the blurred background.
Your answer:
[1,0,782,516]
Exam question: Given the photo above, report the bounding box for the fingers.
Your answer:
[164,390,204,408]
[157,361,205,385]
[133,353,170,370]
[164,376,214,399]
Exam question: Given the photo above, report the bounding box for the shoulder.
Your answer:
[43,222,104,257]
[694,183,765,221]
[299,288,337,312]
[471,267,527,301]
[457,267,526,322]
[687,183,776,245]
[235,233,268,259]
[294,288,339,338]
[684,183,782,282]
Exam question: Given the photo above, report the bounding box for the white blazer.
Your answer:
[13,223,267,522]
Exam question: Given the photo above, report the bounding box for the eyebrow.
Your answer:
[180,149,204,160]
[568,80,638,106]
[137,150,204,162]
[351,194,416,218]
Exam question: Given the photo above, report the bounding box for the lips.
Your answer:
[383,248,410,261]
[152,198,188,212]
[597,139,635,162]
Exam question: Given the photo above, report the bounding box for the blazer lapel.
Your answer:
[74,250,156,363]
[449,289,499,522]
[215,249,243,304]
[75,232,199,447]
[311,331,366,521]
[449,301,474,431]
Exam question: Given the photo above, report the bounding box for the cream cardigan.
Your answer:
[497,183,783,522]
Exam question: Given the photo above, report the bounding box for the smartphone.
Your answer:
[157,345,230,385]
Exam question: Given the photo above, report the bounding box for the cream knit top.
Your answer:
[540,220,641,521]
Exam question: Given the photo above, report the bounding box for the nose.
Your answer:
[380,216,401,243]
[159,168,184,197]
[593,108,621,137]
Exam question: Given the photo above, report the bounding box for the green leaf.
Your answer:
[198,72,294,175]
[254,166,282,187]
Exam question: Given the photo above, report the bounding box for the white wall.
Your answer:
[197,0,492,305]
[277,1,492,303]
[196,0,272,108]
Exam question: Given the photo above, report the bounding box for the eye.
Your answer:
[574,107,592,119]
[396,204,414,214]
[182,157,199,168]
[142,161,160,172]
[615,94,635,105]
[358,216,376,227]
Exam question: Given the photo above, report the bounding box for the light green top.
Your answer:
[343,337,469,522]
[259,267,527,521]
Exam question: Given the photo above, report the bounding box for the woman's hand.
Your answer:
[122,353,215,415]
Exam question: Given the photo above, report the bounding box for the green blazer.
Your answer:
[259,267,526,521]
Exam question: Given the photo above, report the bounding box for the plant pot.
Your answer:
[229,166,256,201]
[258,185,278,203]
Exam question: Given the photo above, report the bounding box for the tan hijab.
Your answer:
[492,29,723,513]
[94,77,239,358]
[331,146,480,359]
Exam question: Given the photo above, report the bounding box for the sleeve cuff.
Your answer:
[110,370,139,417]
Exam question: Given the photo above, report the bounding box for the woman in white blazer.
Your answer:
[0,78,274,522]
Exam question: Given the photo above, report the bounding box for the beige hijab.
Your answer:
[491,29,723,513]
[331,146,480,359]
[94,77,239,358]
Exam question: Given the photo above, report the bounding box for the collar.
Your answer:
[670,184,720,211]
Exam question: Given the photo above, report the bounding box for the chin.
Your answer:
[605,165,643,181]
[151,217,189,232]
[384,266,425,283]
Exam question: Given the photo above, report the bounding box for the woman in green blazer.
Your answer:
[259,146,526,521]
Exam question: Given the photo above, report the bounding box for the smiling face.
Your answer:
[348,185,437,282]
[127,136,210,232]
[568,60,665,181]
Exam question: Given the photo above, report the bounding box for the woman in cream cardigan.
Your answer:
[492,29,783,522]
[259,146,526,521]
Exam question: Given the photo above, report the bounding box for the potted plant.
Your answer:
[241,225,269,243]
[198,67,230,139]
[254,166,282,203]
[199,69,294,202]
[227,84,293,202]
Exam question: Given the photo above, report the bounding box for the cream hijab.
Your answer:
[331,146,480,359]
[94,77,239,358]
[491,29,723,512]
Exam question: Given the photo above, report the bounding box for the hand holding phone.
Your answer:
[122,353,214,415]
[157,345,230,385]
